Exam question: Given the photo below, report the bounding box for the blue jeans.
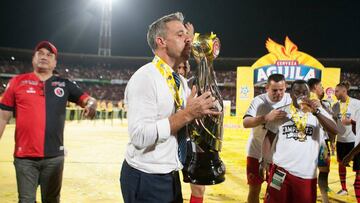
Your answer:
[14,156,64,203]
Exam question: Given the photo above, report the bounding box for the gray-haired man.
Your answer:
[120,12,220,203]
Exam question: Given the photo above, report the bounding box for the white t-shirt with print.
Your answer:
[244,93,292,159]
[335,97,360,143]
[266,107,333,179]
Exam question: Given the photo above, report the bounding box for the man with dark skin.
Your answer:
[264,80,337,203]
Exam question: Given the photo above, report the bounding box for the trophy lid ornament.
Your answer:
[192,32,220,62]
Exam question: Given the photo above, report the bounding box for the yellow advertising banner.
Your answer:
[236,37,340,117]
[236,67,254,117]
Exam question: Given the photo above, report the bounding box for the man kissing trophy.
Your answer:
[185,32,226,185]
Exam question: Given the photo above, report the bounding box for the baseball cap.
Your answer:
[34,41,58,57]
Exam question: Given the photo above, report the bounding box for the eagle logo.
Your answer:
[265,36,301,60]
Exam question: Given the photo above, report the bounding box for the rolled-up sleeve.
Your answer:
[125,71,171,149]
[156,118,171,142]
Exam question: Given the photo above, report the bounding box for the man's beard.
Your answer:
[181,45,191,60]
[180,53,190,63]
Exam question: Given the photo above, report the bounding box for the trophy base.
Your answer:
[186,151,225,185]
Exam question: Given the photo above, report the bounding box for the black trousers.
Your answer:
[120,160,183,203]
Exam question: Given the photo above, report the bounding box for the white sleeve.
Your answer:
[315,107,336,130]
[243,96,262,118]
[125,72,170,149]
[319,107,333,121]
[356,109,360,139]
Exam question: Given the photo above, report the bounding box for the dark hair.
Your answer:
[336,81,351,90]
[307,78,321,90]
[267,74,285,83]
[291,80,308,91]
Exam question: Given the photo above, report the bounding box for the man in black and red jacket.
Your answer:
[0,41,97,203]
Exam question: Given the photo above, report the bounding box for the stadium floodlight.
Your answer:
[94,0,114,4]
[97,0,112,56]
[93,0,115,6]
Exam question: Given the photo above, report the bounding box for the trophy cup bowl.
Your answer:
[297,96,312,113]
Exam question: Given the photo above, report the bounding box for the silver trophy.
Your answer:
[184,32,225,185]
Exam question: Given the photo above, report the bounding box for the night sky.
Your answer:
[0,0,359,58]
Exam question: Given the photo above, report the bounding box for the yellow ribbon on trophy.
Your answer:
[290,104,309,142]
[152,55,184,110]
[339,96,350,118]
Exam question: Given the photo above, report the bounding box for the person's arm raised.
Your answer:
[305,98,338,137]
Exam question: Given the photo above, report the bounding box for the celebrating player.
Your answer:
[264,80,337,203]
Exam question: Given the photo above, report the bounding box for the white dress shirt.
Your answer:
[124,60,189,174]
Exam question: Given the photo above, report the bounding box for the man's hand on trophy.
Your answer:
[185,86,222,120]
[297,97,317,113]
[341,116,353,126]
[305,97,321,113]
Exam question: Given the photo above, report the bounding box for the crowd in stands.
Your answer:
[76,82,126,102]
[0,59,28,74]
[2,59,360,110]
[0,78,7,94]
[0,60,134,81]
[56,64,134,81]
[0,59,238,107]
[342,72,360,86]
[216,71,237,84]
[341,72,360,99]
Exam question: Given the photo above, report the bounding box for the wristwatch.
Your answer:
[312,108,321,116]
[86,98,96,108]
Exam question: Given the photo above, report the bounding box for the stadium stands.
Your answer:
[1,47,360,111]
